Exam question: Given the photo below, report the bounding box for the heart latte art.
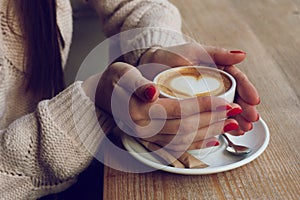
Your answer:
[155,67,232,99]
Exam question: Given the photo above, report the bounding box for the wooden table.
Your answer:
[103,0,300,199]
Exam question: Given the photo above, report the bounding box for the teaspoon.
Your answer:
[222,134,251,156]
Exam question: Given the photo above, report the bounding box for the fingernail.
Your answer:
[255,113,260,121]
[249,123,253,131]
[257,97,261,104]
[216,104,232,111]
[227,107,242,117]
[224,123,239,132]
[144,85,156,100]
[230,50,246,54]
[206,140,220,147]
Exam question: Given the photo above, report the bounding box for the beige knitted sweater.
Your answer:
[0,0,182,199]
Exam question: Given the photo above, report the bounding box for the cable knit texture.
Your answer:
[0,0,182,199]
[89,0,186,64]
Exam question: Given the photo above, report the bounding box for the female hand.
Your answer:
[139,43,260,135]
[82,62,242,152]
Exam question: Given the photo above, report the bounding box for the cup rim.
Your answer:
[153,66,236,99]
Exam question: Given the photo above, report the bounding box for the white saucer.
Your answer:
[122,118,270,175]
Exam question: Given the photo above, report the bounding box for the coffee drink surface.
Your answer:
[155,67,232,99]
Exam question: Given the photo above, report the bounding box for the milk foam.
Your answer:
[169,75,221,97]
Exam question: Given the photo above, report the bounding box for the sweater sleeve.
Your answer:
[88,0,187,65]
[0,81,115,200]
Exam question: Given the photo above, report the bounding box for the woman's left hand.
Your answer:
[139,43,260,135]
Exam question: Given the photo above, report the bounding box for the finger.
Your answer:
[225,65,260,105]
[139,84,159,102]
[153,96,231,119]
[148,119,239,149]
[141,44,247,68]
[140,109,227,135]
[161,44,247,66]
[227,103,243,117]
[226,128,246,136]
[136,103,242,137]
[145,46,193,67]
[234,114,253,132]
[203,46,246,66]
[236,97,259,122]
[190,118,239,141]
[109,62,159,102]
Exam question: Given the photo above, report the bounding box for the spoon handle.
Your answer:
[222,133,233,146]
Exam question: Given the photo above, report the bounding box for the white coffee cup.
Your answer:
[153,66,236,102]
[153,66,237,157]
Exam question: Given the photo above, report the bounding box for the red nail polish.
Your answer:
[256,113,260,121]
[144,85,156,100]
[206,140,220,147]
[230,50,246,54]
[227,107,242,117]
[216,104,232,111]
[224,123,239,132]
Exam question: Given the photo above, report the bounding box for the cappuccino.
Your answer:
[154,66,233,99]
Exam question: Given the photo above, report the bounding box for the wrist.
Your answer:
[82,73,101,102]
[82,74,116,135]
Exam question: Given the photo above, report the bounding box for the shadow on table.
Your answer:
[40,159,104,200]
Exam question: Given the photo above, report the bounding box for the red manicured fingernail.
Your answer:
[144,85,156,100]
[224,123,239,132]
[206,140,220,147]
[227,107,242,117]
[216,104,232,111]
[256,113,260,121]
[230,50,246,54]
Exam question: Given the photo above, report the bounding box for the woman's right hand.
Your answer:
[82,62,241,152]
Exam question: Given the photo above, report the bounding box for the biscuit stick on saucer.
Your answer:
[138,139,208,168]
[138,139,185,168]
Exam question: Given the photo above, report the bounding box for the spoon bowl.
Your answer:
[222,134,251,156]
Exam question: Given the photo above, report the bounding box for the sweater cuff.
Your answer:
[44,81,115,155]
[121,28,187,65]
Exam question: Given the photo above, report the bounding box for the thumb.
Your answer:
[141,44,247,68]
[204,46,247,66]
[136,84,159,102]
[112,62,159,102]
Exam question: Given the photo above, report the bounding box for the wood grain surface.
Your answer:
[103,0,300,199]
